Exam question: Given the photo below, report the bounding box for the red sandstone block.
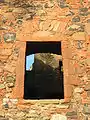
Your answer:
[85,23,90,35]
[69,75,80,85]
[0,43,13,49]
[0,99,2,109]
[75,64,85,74]
[0,55,8,60]
[62,41,68,50]
[62,47,73,59]
[0,89,5,97]
[64,85,73,98]
[82,99,90,104]
[64,75,70,85]
[87,52,90,57]
[68,60,76,75]
[64,97,71,103]
[81,91,87,99]
[63,59,69,75]
[64,74,79,86]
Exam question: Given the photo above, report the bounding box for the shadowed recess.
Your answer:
[24,42,64,99]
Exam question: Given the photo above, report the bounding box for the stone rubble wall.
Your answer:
[0,0,90,120]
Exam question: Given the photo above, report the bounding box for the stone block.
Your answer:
[82,99,90,104]
[0,43,13,49]
[62,47,73,59]
[3,33,16,43]
[81,91,87,99]
[53,21,60,32]
[75,65,84,74]
[64,75,70,85]
[66,111,77,116]
[51,114,67,120]
[69,75,80,85]
[42,20,52,31]
[63,59,69,75]
[0,68,3,73]
[0,111,4,117]
[74,40,84,49]
[85,82,90,91]
[68,24,83,31]
[86,58,90,66]
[32,31,52,37]
[87,91,90,97]
[83,105,90,114]
[6,76,15,83]
[64,85,73,98]
[4,64,15,73]
[0,56,8,61]
[72,16,80,22]
[85,23,90,35]
[0,84,5,89]
[0,49,12,56]
[0,117,9,120]
[68,60,76,75]
[87,44,90,52]
[74,87,84,93]
[72,32,86,41]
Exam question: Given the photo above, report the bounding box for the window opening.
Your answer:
[24,42,64,99]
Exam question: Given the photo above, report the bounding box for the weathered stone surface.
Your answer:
[32,31,52,37]
[74,87,84,93]
[51,114,67,120]
[68,24,84,32]
[79,7,89,16]
[0,111,5,117]
[79,7,88,13]
[13,8,26,14]
[87,19,90,23]
[57,104,69,109]
[44,1,54,8]
[83,105,90,114]
[23,14,34,20]
[86,58,90,66]
[15,112,25,118]
[85,23,90,35]
[0,68,3,73]
[85,82,90,91]
[65,11,74,16]
[87,91,90,97]
[3,33,16,42]
[0,49,12,56]
[0,0,89,119]
[6,76,15,83]
[72,32,85,40]
[0,0,4,3]
[75,40,84,49]
[72,16,80,22]
[7,83,14,88]
[42,20,52,31]
[53,22,60,32]
[16,19,23,25]
[4,64,15,73]
[66,111,77,116]
[0,84,5,89]
[26,110,38,118]
[0,117,9,120]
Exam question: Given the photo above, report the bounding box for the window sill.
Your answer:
[18,98,70,105]
[17,99,70,109]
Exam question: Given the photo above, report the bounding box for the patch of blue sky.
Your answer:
[26,54,34,70]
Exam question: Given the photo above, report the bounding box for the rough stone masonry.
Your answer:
[0,0,90,120]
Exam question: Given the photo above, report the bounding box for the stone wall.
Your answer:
[0,0,90,120]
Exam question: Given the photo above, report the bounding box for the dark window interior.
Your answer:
[24,42,64,99]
